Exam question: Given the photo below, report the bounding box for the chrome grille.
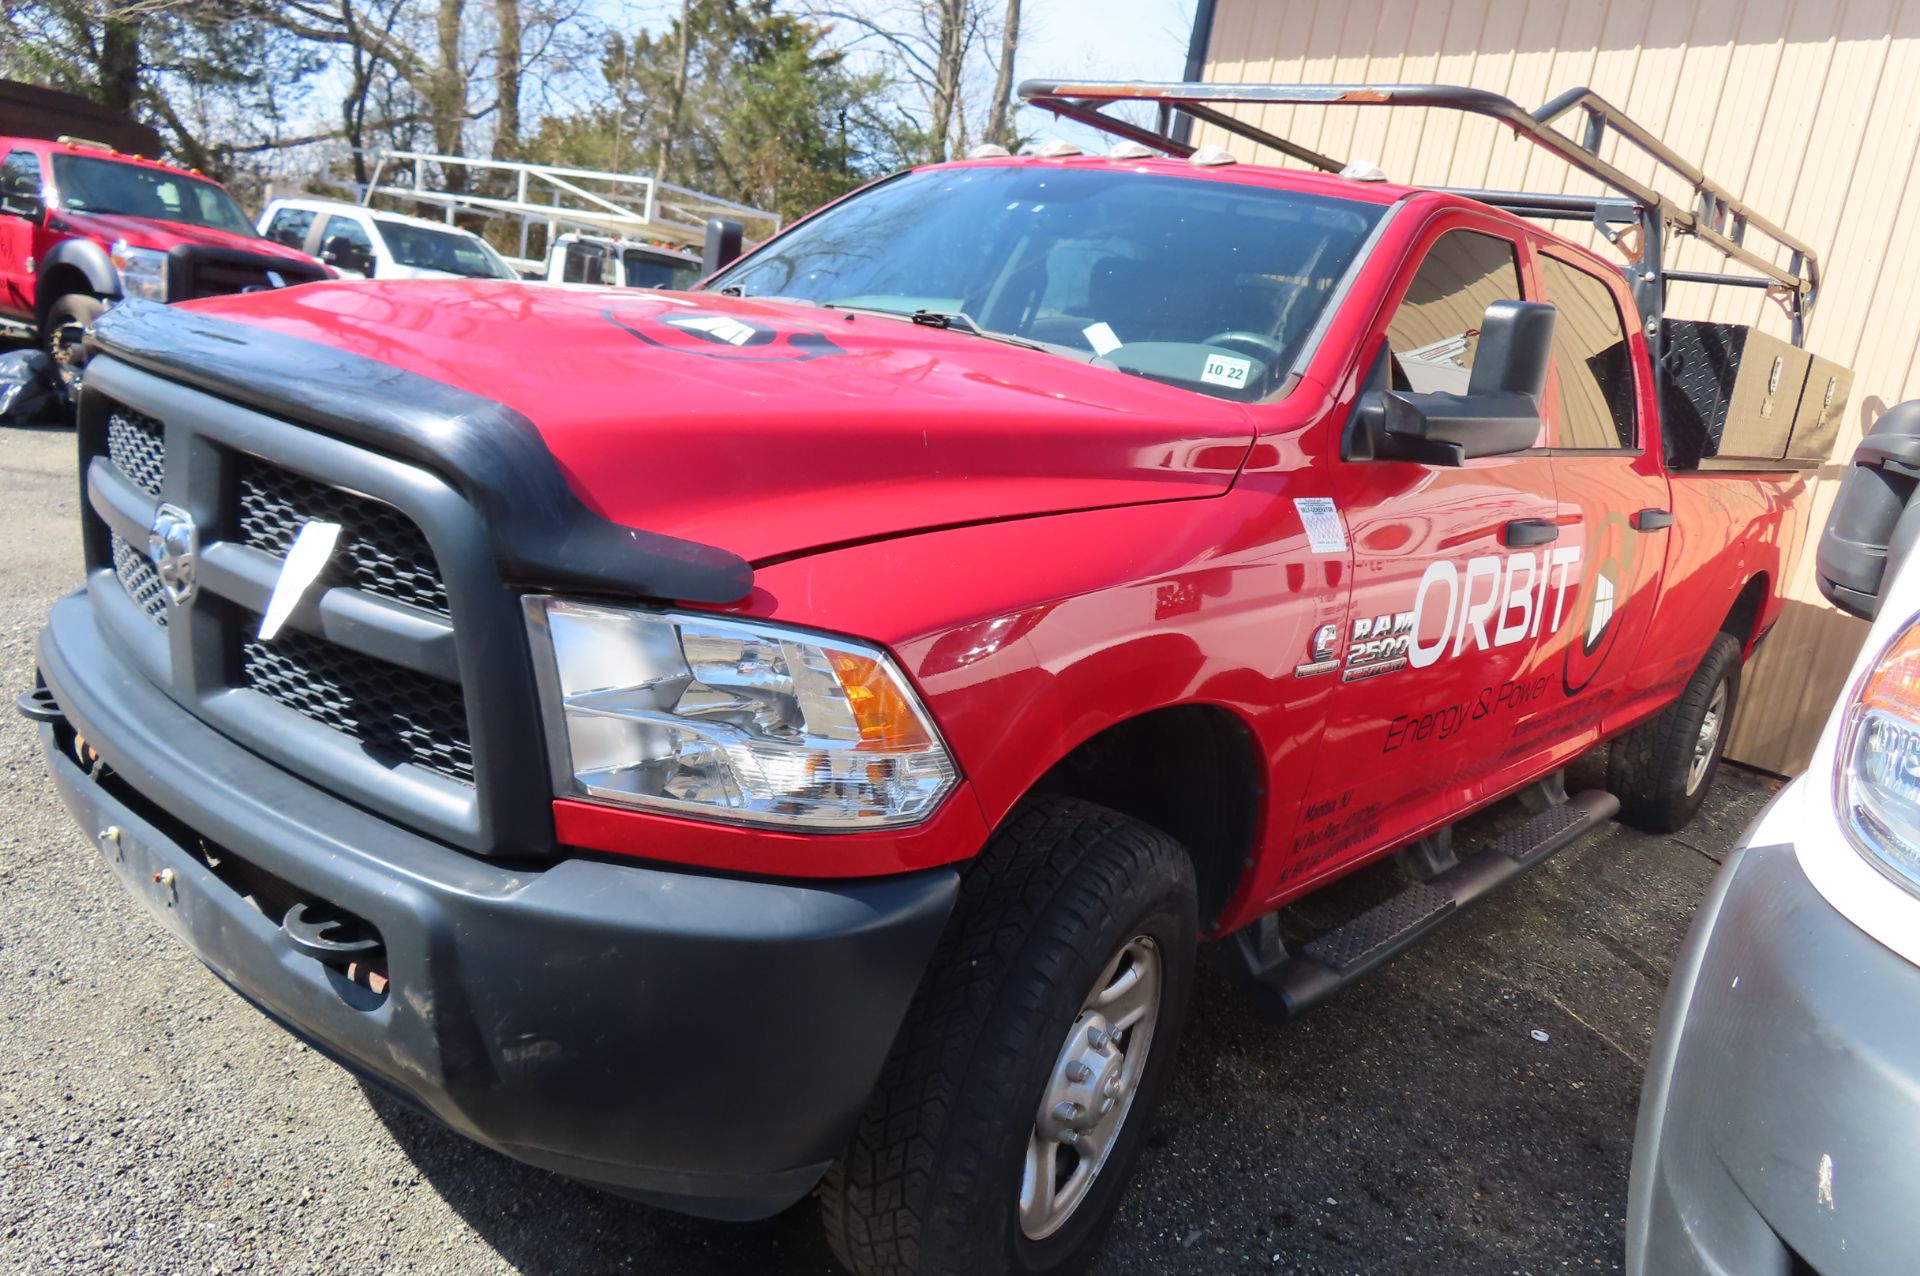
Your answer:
[241,622,473,785]
[106,409,165,497]
[236,456,449,614]
[110,532,167,627]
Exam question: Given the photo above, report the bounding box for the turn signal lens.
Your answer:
[830,651,933,749]
[1839,619,1920,892]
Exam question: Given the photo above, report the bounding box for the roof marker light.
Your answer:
[1031,139,1084,158]
[1188,145,1238,167]
[1339,159,1389,182]
[1107,141,1156,160]
[967,143,1012,159]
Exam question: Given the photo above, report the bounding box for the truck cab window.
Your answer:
[1385,230,1524,395]
[2,150,43,213]
[266,207,315,251]
[1538,255,1638,449]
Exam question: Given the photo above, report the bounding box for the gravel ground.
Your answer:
[0,418,1779,1274]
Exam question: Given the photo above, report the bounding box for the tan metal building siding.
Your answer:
[1196,0,1920,772]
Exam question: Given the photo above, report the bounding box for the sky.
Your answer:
[1012,0,1200,147]
[588,0,1202,152]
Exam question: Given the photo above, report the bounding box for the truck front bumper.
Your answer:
[33,590,959,1219]
[1628,816,1920,1275]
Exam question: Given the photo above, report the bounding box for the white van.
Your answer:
[257,197,520,281]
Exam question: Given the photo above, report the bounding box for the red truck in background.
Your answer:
[25,81,1843,1276]
[0,131,329,392]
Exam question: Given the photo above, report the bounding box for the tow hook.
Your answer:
[282,901,384,965]
[15,683,62,724]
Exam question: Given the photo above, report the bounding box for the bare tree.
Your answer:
[491,0,520,158]
[805,0,1005,162]
[981,0,1018,147]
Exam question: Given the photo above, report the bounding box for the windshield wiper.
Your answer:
[907,309,1053,354]
[815,301,1092,362]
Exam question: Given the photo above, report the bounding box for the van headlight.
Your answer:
[1838,617,1920,892]
[110,240,169,302]
[525,598,958,829]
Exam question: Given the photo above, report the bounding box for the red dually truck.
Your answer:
[22,81,1849,1275]
[1,130,329,391]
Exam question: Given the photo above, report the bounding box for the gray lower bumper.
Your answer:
[34,589,959,1219]
[1628,831,1920,1276]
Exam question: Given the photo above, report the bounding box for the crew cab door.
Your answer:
[0,148,45,318]
[1280,220,1565,898]
[1527,247,1671,742]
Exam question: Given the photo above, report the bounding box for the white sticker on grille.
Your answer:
[258,521,343,641]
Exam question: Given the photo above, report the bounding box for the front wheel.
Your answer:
[820,797,1198,1276]
[1607,631,1743,832]
[43,292,105,402]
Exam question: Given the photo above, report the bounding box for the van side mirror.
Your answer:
[1349,300,1556,466]
[1818,400,1920,620]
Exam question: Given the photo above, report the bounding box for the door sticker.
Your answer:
[1293,497,1348,554]
[1200,352,1253,388]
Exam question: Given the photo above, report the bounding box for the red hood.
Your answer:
[59,208,316,264]
[184,281,1256,564]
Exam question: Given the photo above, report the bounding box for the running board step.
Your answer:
[1226,789,1620,1020]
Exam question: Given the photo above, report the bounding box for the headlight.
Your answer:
[1838,616,1920,892]
[525,599,958,830]
[110,240,168,302]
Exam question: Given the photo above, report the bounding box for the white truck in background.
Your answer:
[540,233,701,290]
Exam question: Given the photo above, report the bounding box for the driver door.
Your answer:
[0,149,45,318]
[1278,218,1567,899]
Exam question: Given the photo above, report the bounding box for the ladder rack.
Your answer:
[341,148,781,261]
[1018,80,1821,345]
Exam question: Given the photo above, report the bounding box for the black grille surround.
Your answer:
[165,244,331,303]
[237,455,450,614]
[242,621,473,785]
[74,361,550,857]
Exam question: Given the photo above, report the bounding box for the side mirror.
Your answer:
[701,217,744,277]
[1818,400,1920,620]
[1350,300,1556,466]
[1,191,44,222]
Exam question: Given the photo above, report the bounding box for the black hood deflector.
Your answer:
[88,300,753,604]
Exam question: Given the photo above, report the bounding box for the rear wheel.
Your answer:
[820,797,1197,1276]
[1607,632,1743,832]
[42,292,105,401]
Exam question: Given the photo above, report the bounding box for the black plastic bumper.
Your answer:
[34,590,959,1219]
[1628,826,1920,1275]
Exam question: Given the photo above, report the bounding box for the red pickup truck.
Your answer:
[25,83,1837,1275]
[0,135,328,391]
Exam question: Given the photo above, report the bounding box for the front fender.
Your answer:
[37,237,122,317]
[740,489,1345,866]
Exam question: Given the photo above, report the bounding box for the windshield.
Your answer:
[51,153,255,235]
[623,249,700,290]
[709,165,1383,400]
[375,218,518,278]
